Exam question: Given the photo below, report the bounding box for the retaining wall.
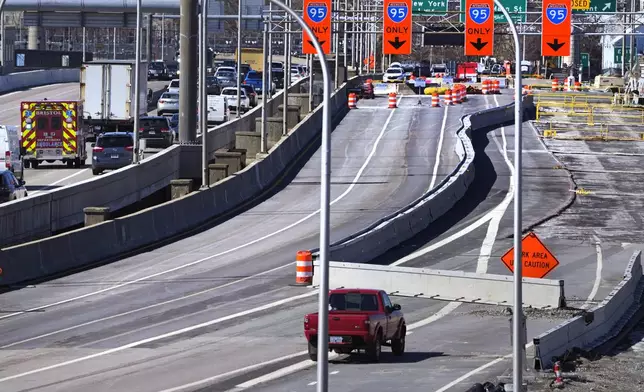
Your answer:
[0,69,80,93]
[0,78,354,286]
[532,251,644,370]
[313,261,566,309]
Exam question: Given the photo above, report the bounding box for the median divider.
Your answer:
[0,78,308,248]
[312,261,565,309]
[0,76,365,287]
[0,69,79,93]
[314,95,533,263]
[532,250,644,370]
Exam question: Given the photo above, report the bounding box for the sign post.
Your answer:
[302,0,332,54]
[541,0,572,57]
[465,0,495,56]
[383,0,412,55]
[501,232,561,278]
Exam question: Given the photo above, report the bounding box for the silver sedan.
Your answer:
[157,92,179,116]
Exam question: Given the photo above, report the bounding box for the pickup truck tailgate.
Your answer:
[328,312,369,334]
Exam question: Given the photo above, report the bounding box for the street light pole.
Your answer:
[493,2,524,392]
[200,0,209,189]
[267,2,330,392]
[132,0,142,164]
[236,0,243,119]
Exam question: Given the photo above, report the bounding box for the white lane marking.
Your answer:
[582,234,603,309]
[0,100,402,322]
[29,169,90,196]
[0,262,293,349]
[428,104,449,191]
[155,350,309,392]
[330,370,339,375]
[434,356,508,392]
[0,290,319,383]
[308,381,317,386]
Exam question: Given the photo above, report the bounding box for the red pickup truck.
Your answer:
[303,288,406,362]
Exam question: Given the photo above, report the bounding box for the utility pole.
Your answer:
[179,0,198,142]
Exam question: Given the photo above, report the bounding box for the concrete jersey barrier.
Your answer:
[532,250,644,370]
[0,69,80,93]
[317,95,533,263]
[0,77,309,248]
[312,261,566,309]
[0,77,358,286]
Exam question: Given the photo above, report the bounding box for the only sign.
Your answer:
[469,3,491,24]
[387,2,409,23]
[546,3,568,24]
[307,2,328,23]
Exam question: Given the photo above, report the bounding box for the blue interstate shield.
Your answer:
[469,3,491,24]
[387,2,408,23]
[307,2,328,23]
[546,4,568,25]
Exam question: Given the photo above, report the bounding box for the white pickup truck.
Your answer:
[207,95,229,124]
[220,87,250,113]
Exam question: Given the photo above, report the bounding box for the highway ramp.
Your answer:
[0,81,169,195]
[0,94,486,391]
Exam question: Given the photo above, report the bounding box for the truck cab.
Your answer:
[304,288,406,362]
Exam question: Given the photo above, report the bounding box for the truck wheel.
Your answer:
[391,326,406,356]
[66,160,74,168]
[32,161,39,169]
[92,169,102,175]
[74,158,81,168]
[24,161,30,169]
[308,341,317,362]
[366,332,382,362]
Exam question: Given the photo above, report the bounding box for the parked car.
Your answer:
[304,288,406,362]
[157,92,180,116]
[167,78,180,93]
[383,67,405,83]
[0,168,27,203]
[148,61,166,80]
[91,132,134,175]
[0,125,24,181]
[240,84,258,107]
[220,87,250,113]
[138,116,174,148]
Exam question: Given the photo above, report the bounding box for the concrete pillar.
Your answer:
[278,104,301,130]
[213,150,243,173]
[146,14,153,61]
[179,0,199,142]
[170,179,193,199]
[208,163,229,185]
[235,132,261,164]
[84,207,111,227]
[27,26,41,50]
[228,148,247,169]
[255,117,284,149]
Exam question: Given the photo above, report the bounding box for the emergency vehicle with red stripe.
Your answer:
[20,100,88,169]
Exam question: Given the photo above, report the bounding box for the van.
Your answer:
[0,125,23,180]
[207,95,229,124]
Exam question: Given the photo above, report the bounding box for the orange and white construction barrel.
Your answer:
[574,81,581,91]
[294,250,313,285]
[552,78,559,91]
[492,80,500,94]
[444,89,452,105]
[453,87,462,104]
[431,93,440,107]
[348,93,357,109]
[388,92,397,108]
[482,80,489,95]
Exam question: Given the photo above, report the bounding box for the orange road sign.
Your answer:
[501,232,560,279]
[383,0,412,55]
[302,0,332,55]
[464,0,494,56]
[542,0,571,57]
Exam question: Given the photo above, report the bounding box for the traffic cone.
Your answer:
[553,361,564,388]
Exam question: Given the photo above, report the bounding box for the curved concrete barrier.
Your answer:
[533,250,644,370]
[0,77,309,248]
[312,261,566,309]
[0,77,356,286]
[315,95,534,263]
[0,69,79,93]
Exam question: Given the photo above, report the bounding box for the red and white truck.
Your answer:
[304,288,406,362]
[20,100,88,169]
[456,62,479,82]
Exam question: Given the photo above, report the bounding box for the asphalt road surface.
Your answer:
[0,93,486,391]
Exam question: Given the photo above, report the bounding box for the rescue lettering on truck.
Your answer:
[20,101,87,168]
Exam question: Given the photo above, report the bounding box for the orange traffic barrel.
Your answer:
[492,80,500,94]
[574,81,581,91]
[348,93,357,109]
[294,250,313,286]
[552,78,559,91]
[431,93,440,107]
[444,89,452,105]
[482,80,489,95]
[453,87,461,104]
[388,92,397,108]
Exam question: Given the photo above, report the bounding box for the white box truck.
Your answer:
[80,60,148,140]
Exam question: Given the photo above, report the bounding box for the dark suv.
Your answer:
[138,116,174,148]
[91,132,134,175]
[0,168,27,203]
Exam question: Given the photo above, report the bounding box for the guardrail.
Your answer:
[313,94,534,263]
[0,78,309,248]
[0,76,360,287]
[533,250,644,370]
[0,69,79,93]
[313,261,566,309]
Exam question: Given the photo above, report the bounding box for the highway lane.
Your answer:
[0,93,476,391]
[0,81,169,194]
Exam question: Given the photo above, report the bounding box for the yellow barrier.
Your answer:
[536,102,644,125]
[540,122,644,141]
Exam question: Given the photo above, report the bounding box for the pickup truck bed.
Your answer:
[304,288,406,362]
